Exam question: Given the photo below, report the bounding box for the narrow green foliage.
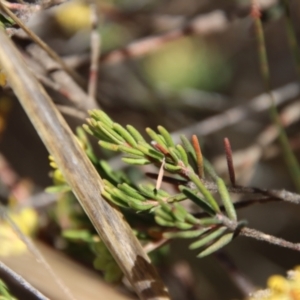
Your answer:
[155,216,176,227]
[164,228,210,239]
[113,123,137,147]
[135,144,164,160]
[62,229,93,242]
[167,193,187,202]
[93,240,123,283]
[164,163,182,172]
[155,207,175,222]
[127,200,154,211]
[138,184,163,200]
[82,124,94,136]
[203,158,218,180]
[176,144,189,166]
[117,183,146,201]
[198,218,221,226]
[101,190,128,208]
[48,109,243,263]
[146,127,167,146]
[189,226,227,250]
[98,161,129,186]
[180,135,197,162]
[98,122,125,144]
[168,147,180,164]
[126,125,146,143]
[99,140,119,151]
[189,174,220,213]
[118,145,144,156]
[109,187,152,210]
[217,178,237,221]
[85,119,112,141]
[197,233,233,258]
[122,157,150,165]
[157,125,175,147]
[171,203,187,222]
[89,110,114,126]
[0,279,17,300]
[180,186,216,216]
[76,127,98,164]
[174,221,193,230]
[184,213,201,225]
[45,185,71,194]
[282,0,300,77]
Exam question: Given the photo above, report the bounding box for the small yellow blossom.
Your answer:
[247,267,300,300]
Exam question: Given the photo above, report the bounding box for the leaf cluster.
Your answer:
[82,110,240,257]
[48,109,243,264]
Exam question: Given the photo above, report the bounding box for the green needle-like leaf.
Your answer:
[118,145,144,156]
[89,110,114,126]
[98,122,126,144]
[126,125,146,143]
[155,216,176,227]
[118,183,146,201]
[176,144,189,166]
[99,141,119,151]
[180,186,216,216]
[217,177,237,221]
[113,123,138,147]
[122,157,150,165]
[157,125,175,147]
[146,128,167,146]
[189,227,227,250]
[164,228,210,239]
[189,174,220,213]
[197,233,233,258]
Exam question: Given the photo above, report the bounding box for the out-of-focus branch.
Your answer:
[0,2,85,87]
[65,10,229,69]
[108,82,300,171]
[0,29,169,300]
[87,3,101,108]
[218,214,300,252]
[26,45,93,111]
[172,82,300,143]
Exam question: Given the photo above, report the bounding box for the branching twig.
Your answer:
[87,3,101,108]
[172,82,300,143]
[218,214,300,252]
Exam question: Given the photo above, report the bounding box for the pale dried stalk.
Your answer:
[0,30,169,300]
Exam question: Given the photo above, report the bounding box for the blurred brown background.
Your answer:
[1,0,300,299]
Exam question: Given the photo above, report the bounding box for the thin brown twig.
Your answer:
[218,214,300,252]
[87,3,101,108]
[26,44,91,111]
[107,82,300,172]
[146,172,300,205]
[56,105,87,120]
[68,10,228,67]
[172,82,300,143]
[223,138,235,185]
[69,2,277,69]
